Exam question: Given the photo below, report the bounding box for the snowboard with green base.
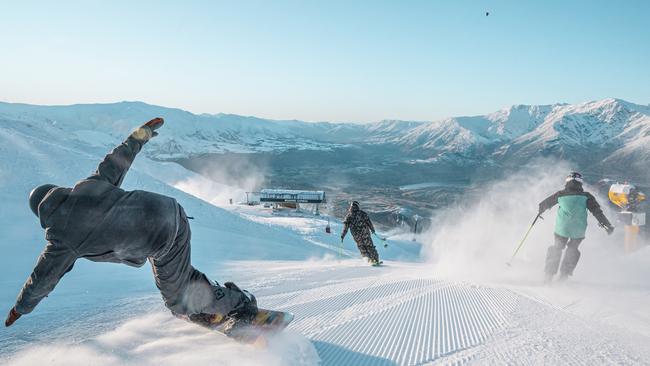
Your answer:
[177,308,294,346]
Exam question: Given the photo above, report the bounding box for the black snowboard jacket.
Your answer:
[341,207,375,243]
[15,136,179,315]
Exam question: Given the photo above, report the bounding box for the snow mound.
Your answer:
[5,312,318,366]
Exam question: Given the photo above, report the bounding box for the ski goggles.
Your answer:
[565,174,583,184]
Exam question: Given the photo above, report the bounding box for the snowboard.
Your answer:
[177,308,294,345]
[362,256,383,266]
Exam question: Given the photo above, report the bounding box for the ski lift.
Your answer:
[412,214,420,242]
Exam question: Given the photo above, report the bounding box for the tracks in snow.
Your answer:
[232,260,650,366]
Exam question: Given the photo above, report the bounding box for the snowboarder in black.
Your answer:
[341,201,381,265]
[5,118,258,330]
[538,172,614,283]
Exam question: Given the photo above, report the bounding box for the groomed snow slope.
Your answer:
[1,116,650,365]
[5,258,650,365]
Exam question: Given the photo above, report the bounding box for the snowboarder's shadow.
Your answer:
[312,340,398,366]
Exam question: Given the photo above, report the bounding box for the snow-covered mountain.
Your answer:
[393,99,650,169]
[0,101,343,158]
[494,99,650,168]
[0,101,424,158]
[393,104,553,158]
[1,98,648,171]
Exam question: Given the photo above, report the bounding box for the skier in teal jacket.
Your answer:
[538,172,614,282]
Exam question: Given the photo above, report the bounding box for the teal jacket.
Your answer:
[539,182,611,239]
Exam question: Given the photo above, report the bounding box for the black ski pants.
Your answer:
[544,234,584,276]
[354,234,379,262]
[150,205,247,316]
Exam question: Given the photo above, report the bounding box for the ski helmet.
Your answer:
[29,184,57,217]
[565,172,583,184]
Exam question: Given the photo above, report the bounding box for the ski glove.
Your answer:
[131,117,164,142]
[5,307,21,327]
[604,224,615,235]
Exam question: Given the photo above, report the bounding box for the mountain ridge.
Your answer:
[0,98,648,172]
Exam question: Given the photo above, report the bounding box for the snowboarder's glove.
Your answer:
[604,224,615,235]
[131,117,164,142]
[5,307,21,327]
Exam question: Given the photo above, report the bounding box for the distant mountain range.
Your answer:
[1,98,648,174]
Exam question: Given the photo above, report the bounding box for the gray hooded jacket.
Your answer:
[15,136,179,314]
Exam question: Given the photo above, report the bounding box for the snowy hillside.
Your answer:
[2,102,650,365]
[0,102,420,159]
[0,101,345,158]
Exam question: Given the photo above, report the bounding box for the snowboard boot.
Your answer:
[557,273,569,282]
[183,282,257,331]
[221,282,259,338]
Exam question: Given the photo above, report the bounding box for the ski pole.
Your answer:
[506,214,543,266]
[373,232,388,248]
[338,238,344,260]
[598,222,615,235]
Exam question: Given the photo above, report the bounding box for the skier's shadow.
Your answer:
[312,340,397,366]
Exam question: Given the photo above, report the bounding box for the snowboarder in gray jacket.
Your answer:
[5,118,257,328]
[341,201,381,264]
[538,172,614,282]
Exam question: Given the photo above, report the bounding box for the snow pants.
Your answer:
[354,233,380,262]
[150,205,248,316]
[544,234,584,276]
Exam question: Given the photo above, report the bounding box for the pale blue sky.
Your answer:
[1,0,648,122]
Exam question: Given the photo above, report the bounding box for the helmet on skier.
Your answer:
[565,172,583,184]
[350,201,360,211]
[29,184,58,217]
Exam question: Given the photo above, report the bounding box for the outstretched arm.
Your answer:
[364,213,376,233]
[87,118,164,187]
[9,242,77,322]
[586,193,612,228]
[341,215,351,240]
[539,191,560,214]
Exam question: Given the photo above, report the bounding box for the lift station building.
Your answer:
[251,189,326,214]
